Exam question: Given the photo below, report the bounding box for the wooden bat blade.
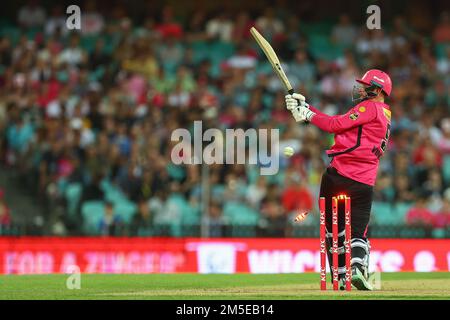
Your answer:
[250,27,280,64]
[250,27,293,93]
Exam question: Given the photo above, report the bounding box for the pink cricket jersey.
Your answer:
[309,101,392,186]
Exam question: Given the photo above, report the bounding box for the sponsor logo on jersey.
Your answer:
[359,106,366,113]
[349,112,359,120]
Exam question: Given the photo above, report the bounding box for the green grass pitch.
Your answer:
[0,272,449,300]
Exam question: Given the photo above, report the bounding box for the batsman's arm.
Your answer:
[310,105,377,133]
[307,105,327,117]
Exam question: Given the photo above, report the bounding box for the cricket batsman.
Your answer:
[285,69,392,290]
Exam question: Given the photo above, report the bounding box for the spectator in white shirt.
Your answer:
[18,0,46,28]
[227,44,257,69]
[206,11,233,42]
[255,7,284,41]
[331,14,357,47]
[58,35,86,67]
[357,29,392,55]
[45,5,68,37]
[81,0,105,35]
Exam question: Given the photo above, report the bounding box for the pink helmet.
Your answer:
[356,69,392,96]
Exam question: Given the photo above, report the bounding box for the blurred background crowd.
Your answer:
[0,0,449,237]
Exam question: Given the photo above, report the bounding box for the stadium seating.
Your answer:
[81,201,105,235]
[65,182,83,219]
[443,155,450,185]
[113,199,137,225]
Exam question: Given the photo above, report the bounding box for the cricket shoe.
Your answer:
[351,266,373,291]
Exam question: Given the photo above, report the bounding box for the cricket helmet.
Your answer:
[356,69,392,96]
[352,69,392,102]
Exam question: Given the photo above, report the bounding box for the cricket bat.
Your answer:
[250,27,294,94]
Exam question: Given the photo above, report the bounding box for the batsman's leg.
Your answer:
[319,167,374,291]
[345,183,373,290]
[351,238,373,291]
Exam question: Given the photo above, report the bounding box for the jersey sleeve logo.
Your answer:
[349,112,359,120]
[358,106,366,112]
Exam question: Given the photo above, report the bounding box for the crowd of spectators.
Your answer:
[0,1,449,236]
